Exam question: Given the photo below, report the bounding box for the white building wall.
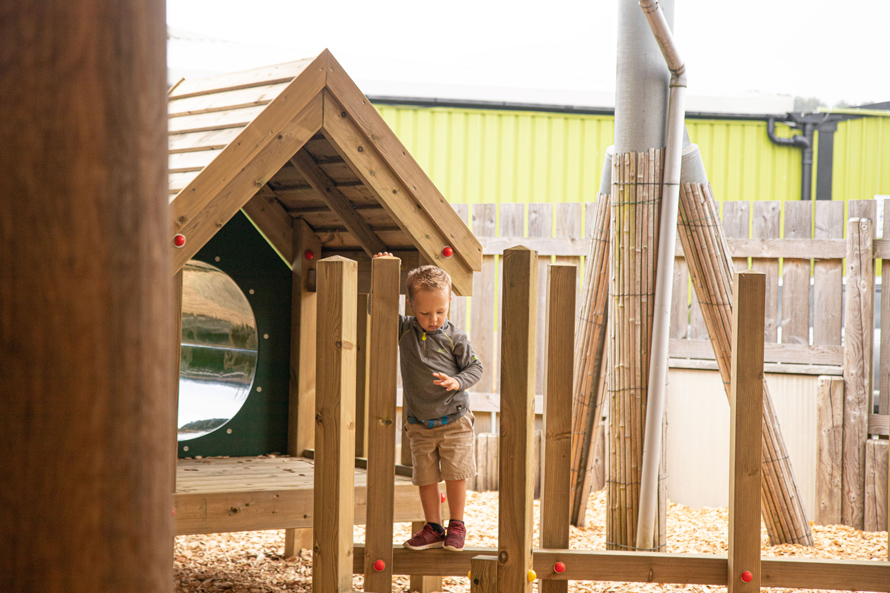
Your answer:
[665,368,820,518]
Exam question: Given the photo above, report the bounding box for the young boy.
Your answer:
[373,253,483,552]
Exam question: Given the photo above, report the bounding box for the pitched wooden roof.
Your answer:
[168,50,481,295]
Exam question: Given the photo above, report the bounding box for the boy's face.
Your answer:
[409,287,451,333]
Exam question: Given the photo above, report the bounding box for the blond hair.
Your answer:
[406,265,452,301]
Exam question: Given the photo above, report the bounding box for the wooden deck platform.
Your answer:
[174,456,425,535]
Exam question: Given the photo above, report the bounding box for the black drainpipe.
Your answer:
[767,116,813,201]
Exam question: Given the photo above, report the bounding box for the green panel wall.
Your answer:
[833,116,890,203]
[375,103,888,211]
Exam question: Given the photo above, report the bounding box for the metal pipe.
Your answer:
[767,117,813,201]
[636,0,687,552]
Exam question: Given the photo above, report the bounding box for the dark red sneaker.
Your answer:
[443,520,466,551]
[403,523,445,550]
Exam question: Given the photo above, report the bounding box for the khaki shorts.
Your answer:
[405,411,476,486]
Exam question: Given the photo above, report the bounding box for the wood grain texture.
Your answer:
[313,257,357,593]
[751,201,780,342]
[498,247,538,593]
[541,264,576,593]
[354,294,370,458]
[781,201,812,345]
[0,2,172,591]
[470,555,498,593]
[241,187,294,264]
[529,203,553,396]
[864,439,888,532]
[815,376,844,525]
[813,201,845,347]
[842,218,874,530]
[363,257,400,592]
[728,272,765,593]
[289,219,322,457]
[881,198,890,416]
[471,204,498,394]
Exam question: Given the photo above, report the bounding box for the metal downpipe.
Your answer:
[636,0,687,552]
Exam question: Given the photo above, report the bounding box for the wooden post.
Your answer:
[313,257,357,593]
[0,1,171,591]
[541,264,576,593]
[470,555,499,593]
[498,246,538,593]
[285,218,320,557]
[363,257,400,592]
[881,197,890,417]
[728,271,765,593]
[842,218,874,530]
[815,376,845,525]
[173,271,184,485]
[864,439,888,532]
[355,293,370,458]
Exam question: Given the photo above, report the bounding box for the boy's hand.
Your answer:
[432,372,460,391]
[373,251,394,258]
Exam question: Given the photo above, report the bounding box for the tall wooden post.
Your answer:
[498,246,538,593]
[285,219,321,557]
[541,264,576,593]
[363,256,400,592]
[313,257,357,593]
[0,1,171,591]
[842,218,874,530]
[728,271,765,593]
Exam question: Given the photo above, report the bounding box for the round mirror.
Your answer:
[178,260,258,441]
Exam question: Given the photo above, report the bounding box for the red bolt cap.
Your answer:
[173,234,186,248]
[440,492,446,503]
[554,561,566,574]
[373,559,385,572]
[172,507,176,517]
[442,246,453,258]
[304,249,315,260]
[741,571,753,583]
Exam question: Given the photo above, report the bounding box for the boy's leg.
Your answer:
[444,479,466,522]
[418,482,443,525]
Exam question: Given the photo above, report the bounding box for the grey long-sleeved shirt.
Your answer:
[398,315,483,428]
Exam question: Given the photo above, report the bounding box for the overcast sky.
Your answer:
[167,0,889,107]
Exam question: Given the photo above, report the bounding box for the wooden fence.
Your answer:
[390,199,888,529]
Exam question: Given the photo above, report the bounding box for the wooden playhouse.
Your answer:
[167,49,481,542]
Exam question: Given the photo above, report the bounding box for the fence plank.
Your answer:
[881,198,890,415]
[472,204,498,394]
[670,256,689,339]
[500,203,526,396]
[529,203,552,397]
[752,201,781,342]
[451,204,469,333]
[816,376,844,525]
[813,201,844,347]
[781,201,812,345]
[722,201,750,272]
[842,218,874,530]
[848,199,876,222]
[556,202,583,285]
[864,439,888,532]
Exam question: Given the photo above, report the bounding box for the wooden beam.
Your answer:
[669,339,844,372]
[313,256,358,593]
[355,294,370,459]
[541,263,576,593]
[323,50,482,272]
[498,246,538,593]
[816,376,845,525]
[290,150,386,257]
[728,271,765,593]
[241,186,294,265]
[363,256,400,592]
[869,413,889,436]
[172,271,184,484]
[169,58,316,100]
[842,218,874,530]
[321,91,474,296]
[470,556,498,593]
[0,1,172,589]
[171,90,324,274]
[864,439,888,532]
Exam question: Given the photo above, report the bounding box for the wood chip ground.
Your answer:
[175,489,888,593]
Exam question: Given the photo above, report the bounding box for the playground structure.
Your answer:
[166,50,482,556]
[311,250,890,593]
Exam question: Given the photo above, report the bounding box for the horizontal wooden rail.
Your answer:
[868,413,889,436]
[479,236,890,261]
[670,339,844,367]
[353,545,890,590]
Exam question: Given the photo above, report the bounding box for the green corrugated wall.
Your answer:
[374,104,890,209]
